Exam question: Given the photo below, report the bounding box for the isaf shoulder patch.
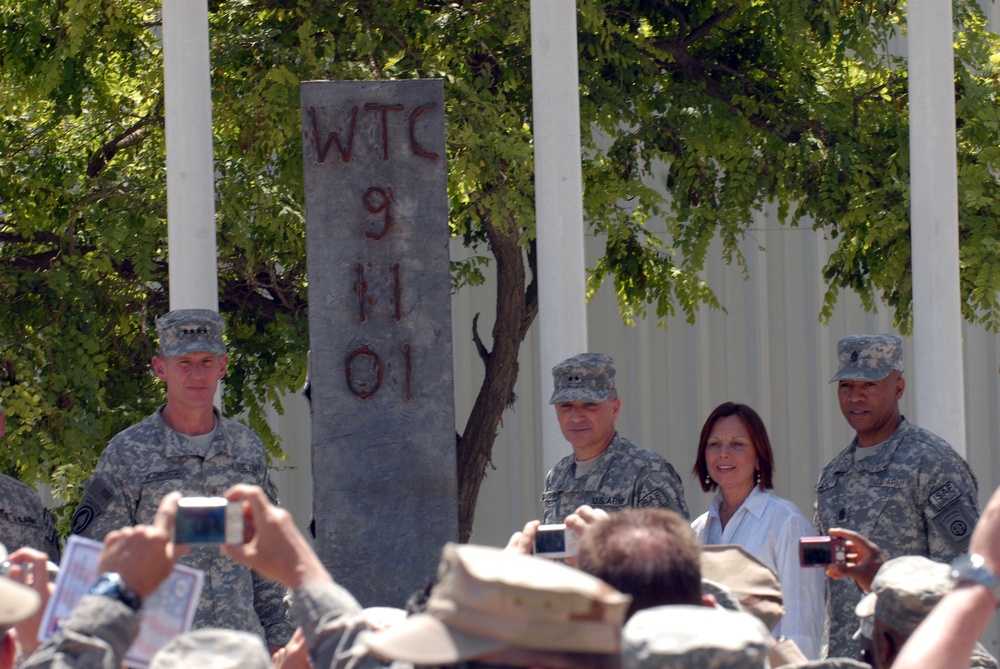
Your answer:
[71,476,114,534]
[637,489,670,508]
[929,481,961,512]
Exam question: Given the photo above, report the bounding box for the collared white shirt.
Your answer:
[692,486,825,659]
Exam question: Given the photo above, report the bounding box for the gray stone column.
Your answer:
[301,80,457,606]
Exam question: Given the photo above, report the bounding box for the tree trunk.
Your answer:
[455,216,537,542]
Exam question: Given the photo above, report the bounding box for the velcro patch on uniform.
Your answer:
[929,481,961,512]
[931,500,975,547]
[70,475,113,534]
[637,489,670,508]
[142,470,185,484]
[233,463,263,475]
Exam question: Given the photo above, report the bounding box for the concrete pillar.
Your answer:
[531,0,589,472]
[908,0,967,455]
[162,0,219,311]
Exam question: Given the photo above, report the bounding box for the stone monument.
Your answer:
[300,79,458,605]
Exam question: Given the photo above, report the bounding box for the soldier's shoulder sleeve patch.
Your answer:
[928,480,961,512]
[637,488,671,508]
[930,498,976,549]
[71,475,115,535]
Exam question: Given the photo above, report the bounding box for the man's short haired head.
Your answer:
[700,545,784,631]
[693,402,776,493]
[829,334,903,383]
[150,629,271,669]
[363,543,629,667]
[549,353,616,404]
[576,508,702,618]
[155,309,227,358]
[855,555,951,639]
[622,605,770,669]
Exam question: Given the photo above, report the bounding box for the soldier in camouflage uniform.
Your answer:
[0,400,60,563]
[815,334,979,659]
[541,353,688,524]
[69,309,293,650]
[854,555,997,669]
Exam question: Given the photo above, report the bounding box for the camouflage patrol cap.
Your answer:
[150,629,270,669]
[549,353,616,404]
[829,334,903,383]
[782,660,871,669]
[854,555,951,638]
[156,309,227,357]
[622,605,770,669]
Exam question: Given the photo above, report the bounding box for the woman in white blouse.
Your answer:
[691,401,825,659]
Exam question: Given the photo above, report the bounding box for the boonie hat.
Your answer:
[363,542,630,665]
[700,545,784,631]
[622,605,771,669]
[156,309,227,357]
[150,629,271,669]
[829,334,903,383]
[854,555,951,637]
[549,353,616,404]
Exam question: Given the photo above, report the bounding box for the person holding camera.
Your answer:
[690,402,824,659]
[541,353,688,525]
[815,334,979,659]
[69,309,292,651]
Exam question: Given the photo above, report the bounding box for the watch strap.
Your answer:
[950,553,1000,607]
[89,572,143,612]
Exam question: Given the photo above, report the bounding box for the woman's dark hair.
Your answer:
[692,402,775,493]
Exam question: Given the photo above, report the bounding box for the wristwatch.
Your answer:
[950,553,1000,607]
[88,572,143,612]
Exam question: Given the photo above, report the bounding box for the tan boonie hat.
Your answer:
[700,545,784,631]
[0,543,41,628]
[854,555,951,637]
[363,542,631,665]
[549,353,616,404]
[156,309,227,357]
[150,629,270,669]
[622,605,771,669]
[829,334,904,383]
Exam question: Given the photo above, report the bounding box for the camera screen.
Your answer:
[534,529,566,554]
[801,543,832,565]
[175,505,227,544]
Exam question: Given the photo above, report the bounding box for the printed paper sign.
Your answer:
[40,535,204,668]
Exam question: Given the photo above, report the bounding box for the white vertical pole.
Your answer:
[531,0,589,472]
[908,0,967,455]
[162,0,219,312]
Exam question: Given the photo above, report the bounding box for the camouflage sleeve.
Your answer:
[254,571,294,647]
[21,595,139,669]
[71,446,136,540]
[634,461,690,520]
[43,507,61,563]
[254,470,293,647]
[291,581,394,669]
[923,457,980,561]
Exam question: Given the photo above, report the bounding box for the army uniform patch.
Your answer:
[71,476,114,534]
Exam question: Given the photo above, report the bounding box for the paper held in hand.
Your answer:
[39,534,204,669]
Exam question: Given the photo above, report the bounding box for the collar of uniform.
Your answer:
[573,432,623,479]
[707,486,769,521]
[840,417,911,474]
[155,406,229,459]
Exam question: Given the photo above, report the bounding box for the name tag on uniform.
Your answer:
[867,476,908,489]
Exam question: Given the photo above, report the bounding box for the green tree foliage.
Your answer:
[2,0,999,538]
